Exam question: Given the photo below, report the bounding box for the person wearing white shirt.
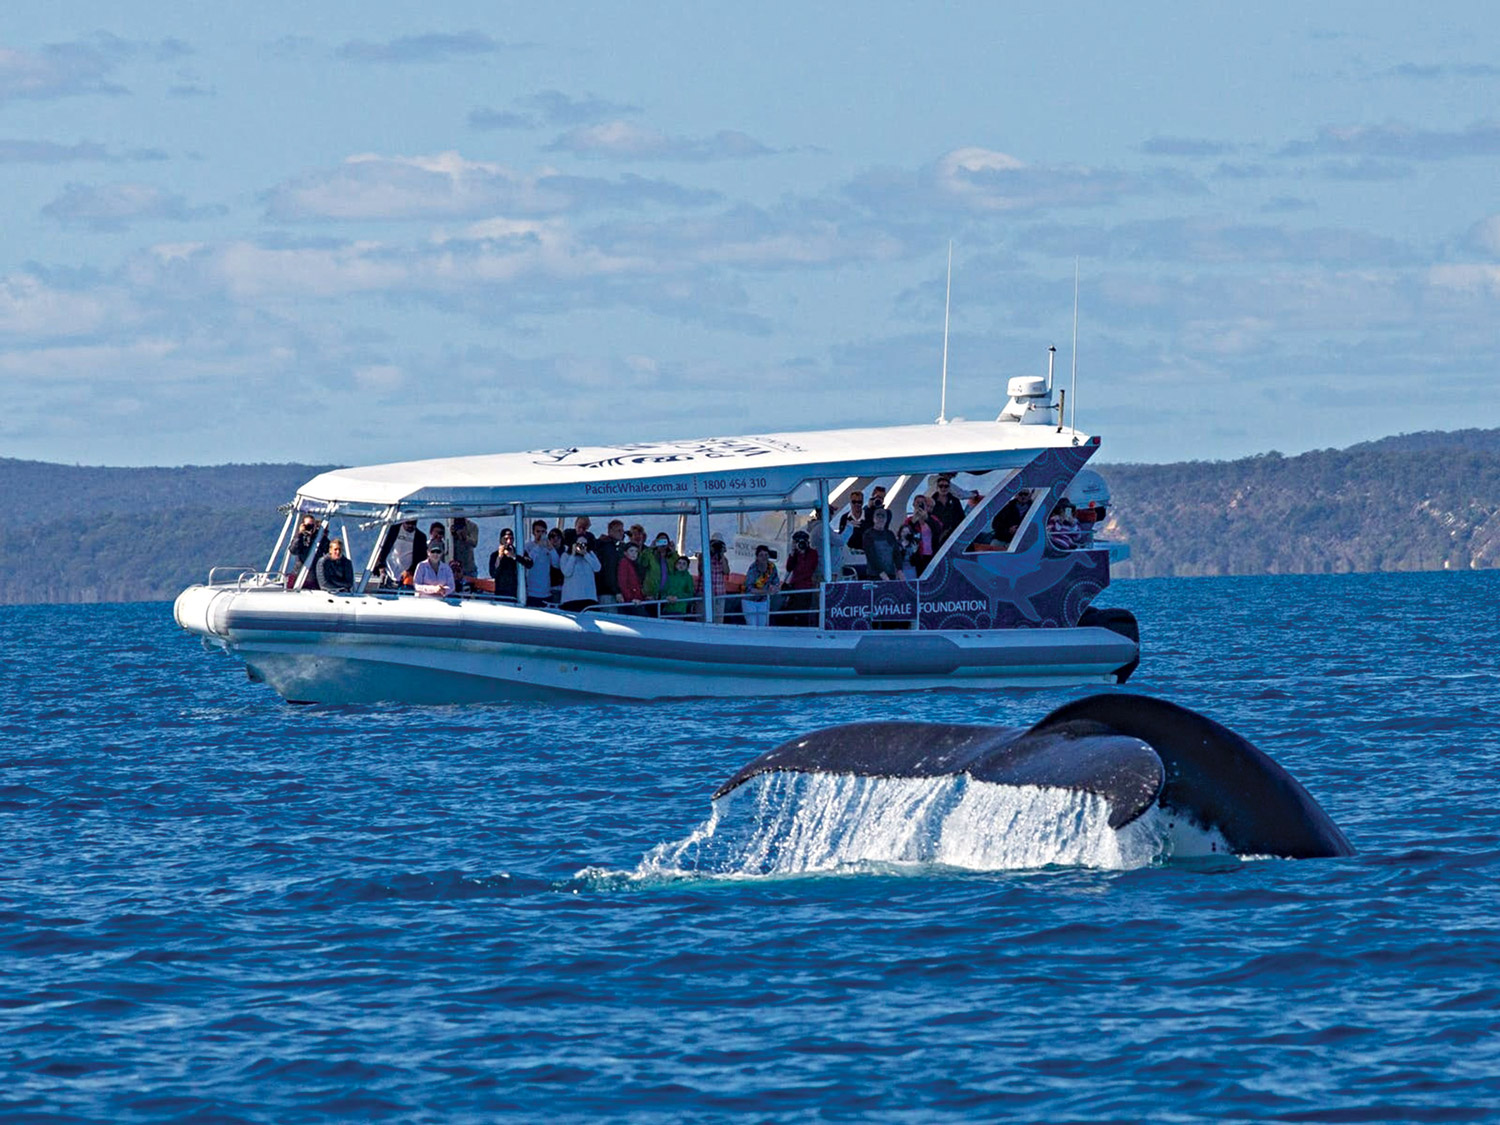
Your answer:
[413,543,455,598]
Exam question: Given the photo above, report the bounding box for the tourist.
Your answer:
[314,537,354,592]
[286,514,327,589]
[488,527,531,603]
[701,536,730,623]
[930,475,965,548]
[896,524,919,580]
[783,529,820,626]
[642,533,678,613]
[661,554,696,617]
[377,520,425,588]
[524,521,557,607]
[449,517,479,583]
[837,489,866,551]
[903,496,939,575]
[1047,500,1082,550]
[742,545,781,627]
[617,543,646,613]
[594,519,625,605]
[862,509,900,580]
[413,542,454,598]
[992,492,1034,547]
[558,534,601,612]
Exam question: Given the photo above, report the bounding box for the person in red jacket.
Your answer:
[617,543,646,614]
[783,529,821,626]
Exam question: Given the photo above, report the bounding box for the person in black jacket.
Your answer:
[315,538,355,592]
[929,475,966,549]
[593,519,624,604]
[286,514,328,588]
[487,527,532,603]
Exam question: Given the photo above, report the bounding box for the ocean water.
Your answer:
[3,570,1499,1123]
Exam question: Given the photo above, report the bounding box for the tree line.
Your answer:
[1,429,1496,605]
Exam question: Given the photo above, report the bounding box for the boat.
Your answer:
[173,373,1139,703]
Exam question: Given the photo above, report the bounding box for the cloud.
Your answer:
[1140,136,1238,158]
[1381,62,1500,80]
[0,139,168,164]
[545,121,776,162]
[0,267,143,340]
[336,31,515,64]
[1315,158,1412,181]
[1466,215,1500,257]
[41,183,227,231]
[469,90,640,131]
[589,202,918,271]
[847,147,1204,217]
[1260,196,1316,214]
[1212,162,1271,180]
[0,139,111,163]
[1278,120,1500,160]
[1018,216,1411,267]
[0,33,187,102]
[263,151,718,222]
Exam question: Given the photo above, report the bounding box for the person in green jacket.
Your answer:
[661,554,697,616]
[641,533,680,603]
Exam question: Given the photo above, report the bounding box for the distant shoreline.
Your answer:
[3,427,1495,605]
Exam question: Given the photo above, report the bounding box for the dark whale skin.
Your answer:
[713,694,1353,859]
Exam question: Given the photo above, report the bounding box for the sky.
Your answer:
[2,2,1498,467]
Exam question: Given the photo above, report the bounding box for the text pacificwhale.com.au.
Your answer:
[583,479,693,497]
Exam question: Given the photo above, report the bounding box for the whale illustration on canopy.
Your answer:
[714,693,1353,860]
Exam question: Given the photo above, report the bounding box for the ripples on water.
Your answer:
[2,571,1498,1122]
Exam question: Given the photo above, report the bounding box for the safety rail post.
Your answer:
[357,506,398,594]
[697,499,714,624]
[513,504,527,605]
[265,509,295,577]
[818,479,832,630]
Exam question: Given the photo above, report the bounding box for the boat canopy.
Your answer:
[296,420,1094,519]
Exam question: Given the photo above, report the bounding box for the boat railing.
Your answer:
[208,566,281,590]
[578,588,827,626]
[356,582,832,627]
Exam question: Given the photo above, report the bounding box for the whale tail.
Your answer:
[712,693,1352,860]
[1030,694,1354,858]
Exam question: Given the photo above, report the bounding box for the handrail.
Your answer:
[266,575,833,626]
[207,565,258,586]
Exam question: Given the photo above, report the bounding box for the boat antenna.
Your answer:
[937,240,952,425]
[1070,257,1079,432]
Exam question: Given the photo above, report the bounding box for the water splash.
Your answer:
[634,773,1225,879]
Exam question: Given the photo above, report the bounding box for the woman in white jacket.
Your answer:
[558,538,602,612]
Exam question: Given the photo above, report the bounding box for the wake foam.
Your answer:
[634,773,1226,879]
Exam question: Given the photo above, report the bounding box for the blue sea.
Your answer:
[4,570,1499,1123]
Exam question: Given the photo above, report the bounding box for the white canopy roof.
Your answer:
[297,420,1093,515]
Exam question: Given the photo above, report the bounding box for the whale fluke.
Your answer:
[713,693,1352,859]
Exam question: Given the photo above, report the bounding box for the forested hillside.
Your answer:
[1,430,1496,604]
[0,460,328,605]
[1102,430,1500,578]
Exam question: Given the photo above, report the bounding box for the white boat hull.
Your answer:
[174,585,1138,704]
